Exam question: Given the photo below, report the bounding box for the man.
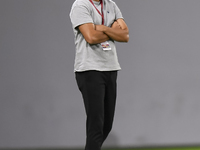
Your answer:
[70,0,129,150]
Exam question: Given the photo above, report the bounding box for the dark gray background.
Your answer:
[1,0,200,148]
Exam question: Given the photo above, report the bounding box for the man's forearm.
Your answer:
[78,23,110,45]
[96,23,129,42]
[103,26,129,42]
[89,30,110,45]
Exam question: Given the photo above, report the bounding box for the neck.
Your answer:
[93,0,100,2]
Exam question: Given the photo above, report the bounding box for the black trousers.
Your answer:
[75,70,118,150]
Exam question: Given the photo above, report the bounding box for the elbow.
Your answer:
[86,39,93,45]
[122,28,129,42]
[85,36,97,45]
[123,34,129,43]
[122,29,129,42]
[82,33,95,44]
[85,37,93,44]
[126,34,129,42]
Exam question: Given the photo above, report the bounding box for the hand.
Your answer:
[111,21,121,29]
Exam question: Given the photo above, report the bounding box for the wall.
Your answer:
[0,0,200,148]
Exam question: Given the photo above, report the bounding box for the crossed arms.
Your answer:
[78,18,129,44]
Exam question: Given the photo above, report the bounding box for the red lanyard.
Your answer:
[89,0,104,25]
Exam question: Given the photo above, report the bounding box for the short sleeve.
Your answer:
[70,5,94,29]
[113,2,124,20]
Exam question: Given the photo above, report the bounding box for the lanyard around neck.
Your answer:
[89,0,104,25]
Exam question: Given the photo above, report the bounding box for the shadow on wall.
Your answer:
[103,132,120,148]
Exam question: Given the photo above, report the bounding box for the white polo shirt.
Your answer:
[70,0,123,72]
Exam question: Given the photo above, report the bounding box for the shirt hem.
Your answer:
[74,68,121,72]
